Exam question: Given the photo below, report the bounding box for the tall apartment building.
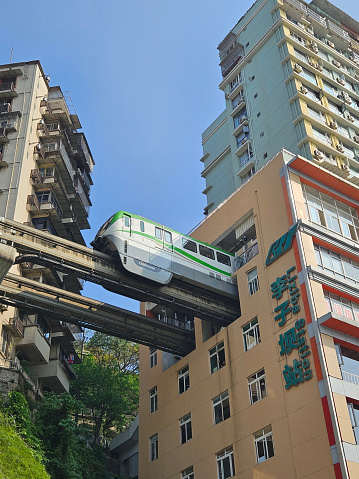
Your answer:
[139,1,359,478]
[202,0,359,215]
[0,60,94,396]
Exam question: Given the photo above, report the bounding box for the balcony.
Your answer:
[235,137,251,157]
[327,20,350,46]
[0,82,17,99]
[0,127,9,144]
[29,359,71,393]
[36,122,49,137]
[234,241,259,271]
[0,103,12,114]
[17,324,50,364]
[30,169,43,185]
[3,317,24,338]
[26,193,63,220]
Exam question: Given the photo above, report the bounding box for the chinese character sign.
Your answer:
[266,223,298,266]
[270,265,313,390]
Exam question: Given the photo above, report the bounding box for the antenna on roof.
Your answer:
[10,44,14,64]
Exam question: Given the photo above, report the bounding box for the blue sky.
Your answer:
[1,0,359,312]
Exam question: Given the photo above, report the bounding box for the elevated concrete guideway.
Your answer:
[0,218,240,355]
[0,273,195,356]
[0,218,239,324]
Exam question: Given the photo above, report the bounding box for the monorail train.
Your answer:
[92,211,237,297]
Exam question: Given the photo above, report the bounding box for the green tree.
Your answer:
[86,333,139,373]
[71,354,139,442]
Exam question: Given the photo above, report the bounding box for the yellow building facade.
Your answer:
[139,149,359,478]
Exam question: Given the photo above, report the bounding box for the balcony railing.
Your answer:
[0,82,15,92]
[342,370,359,386]
[234,242,259,271]
[27,194,40,209]
[0,103,12,113]
[327,20,350,42]
[30,169,43,184]
[283,0,308,15]
[157,313,194,331]
[75,182,90,214]
[4,317,25,337]
[307,9,326,27]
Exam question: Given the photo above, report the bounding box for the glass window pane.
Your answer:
[164,231,172,243]
[199,244,215,260]
[155,227,162,239]
[183,239,197,253]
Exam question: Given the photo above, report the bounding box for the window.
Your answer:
[216,447,235,479]
[31,217,56,235]
[312,126,332,145]
[182,466,194,479]
[124,215,130,227]
[150,348,157,368]
[348,403,359,444]
[209,341,226,374]
[155,227,162,239]
[233,108,247,128]
[232,94,243,109]
[254,426,274,463]
[1,328,10,356]
[182,238,197,253]
[216,252,231,266]
[164,231,172,243]
[150,434,158,462]
[248,369,267,404]
[180,413,192,444]
[243,318,261,351]
[324,291,359,321]
[213,391,230,424]
[300,67,317,84]
[150,386,157,413]
[178,365,190,394]
[229,75,240,91]
[247,268,259,295]
[140,221,145,232]
[314,244,359,285]
[199,244,215,260]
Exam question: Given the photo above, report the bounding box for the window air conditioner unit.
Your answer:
[337,144,345,153]
[329,121,338,130]
[353,135,359,143]
[294,63,303,73]
[300,86,308,94]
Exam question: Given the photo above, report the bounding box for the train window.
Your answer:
[155,227,162,239]
[164,231,172,244]
[140,221,145,232]
[124,215,131,227]
[199,245,215,260]
[182,238,197,253]
[217,252,231,266]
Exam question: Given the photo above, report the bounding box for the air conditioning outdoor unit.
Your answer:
[332,60,341,68]
[353,135,359,143]
[313,149,324,160]
[348,115,355,122]
[300,86,308,94]
[329,121,338,130]
[328,41,335,48]
[341,164,349,170]
[294,63,303,73]
[337,144,345,153]
[337,77,346,86]
[240,115,248,124]
[316,64,323,71]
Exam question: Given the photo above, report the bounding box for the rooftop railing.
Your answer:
[342,370,359,386]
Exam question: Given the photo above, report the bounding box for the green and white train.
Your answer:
[92,211,237,297]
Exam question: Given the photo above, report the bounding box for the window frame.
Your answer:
[254,426,274,463]
[150,434,158,462]
[182,238,197,253]
[180,413,192,444]
[150,348,157,368]
[181,466,194,479]
[150,386,157,413]
[216,447,235,479]
[248,369,267,404]
[209,341,226,374]
[247,267,259,295]
[178,365,190,394]
[213,391,230,425]
[243,318,261,351]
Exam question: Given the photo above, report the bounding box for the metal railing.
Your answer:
[328,20,350,42]
[0,82,15,92]
[284,0,308,15]
[307,9,326,27]
[234,242,259,271]
[0,103,12,113]
[75,181,90,214]
[157,314,194,331]
[342,370,359,385]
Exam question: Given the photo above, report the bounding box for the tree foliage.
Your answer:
[71,354,139,441]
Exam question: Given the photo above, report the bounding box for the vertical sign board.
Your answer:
[266,224,313,390]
